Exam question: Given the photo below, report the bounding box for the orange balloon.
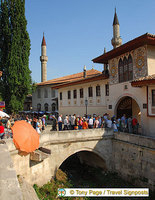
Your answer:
[11,120,39,153]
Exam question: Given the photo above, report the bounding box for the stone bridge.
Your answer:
[1,128,155,199]
[7,128,114,186]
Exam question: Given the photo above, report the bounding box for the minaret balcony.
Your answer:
[40,56,48,62]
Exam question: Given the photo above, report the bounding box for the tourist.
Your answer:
[64,115,69,130]
[113,121,118,132]
[111,115,116,124]
[93,117,99,128]
[58,114,62,131]
[101,118,106,128]
[38,118,42,132]
[78,117,83,130]
[36,119,41,134]
[88,117,93,129]
[32,117,37,129]
[98,116,102,128]
[132,116,138,134]
[42,115,46,131]
[116,118,120,131]
[106,117,112,128]
[0,122,5,139]
[51,115,57,131]
[71,114,76,130]
[121,114,126,132]
[6,117,11,129]
[82,118,88,129]
[128,116,132,133]
[74,117,79,130]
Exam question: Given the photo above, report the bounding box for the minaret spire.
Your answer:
[111,8,122,49]
[40,33,48,82]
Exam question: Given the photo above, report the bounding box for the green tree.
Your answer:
[0,0,31,113]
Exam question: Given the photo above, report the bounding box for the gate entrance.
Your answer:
[117,97,132,118]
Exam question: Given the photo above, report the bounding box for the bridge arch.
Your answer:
[57,148,107,172]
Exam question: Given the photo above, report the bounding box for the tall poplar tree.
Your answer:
[0,0,31,113]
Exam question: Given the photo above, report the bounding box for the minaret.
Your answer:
[111,8,122,49]
[40,33,48,82]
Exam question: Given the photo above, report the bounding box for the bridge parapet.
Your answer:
[39,128,114,146]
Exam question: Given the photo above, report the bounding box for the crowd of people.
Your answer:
[51,113,139,134]
[0,114,48,139]
[0,112,139,140]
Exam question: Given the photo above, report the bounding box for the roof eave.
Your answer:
[131,79,155,87]
[52,74,109,89]
[92,33,155,64]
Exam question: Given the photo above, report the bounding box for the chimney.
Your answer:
[83,65,86,78]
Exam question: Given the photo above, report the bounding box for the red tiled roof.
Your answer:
[131,74,155,87]
[93,33,155,64]
[37,69,104,86]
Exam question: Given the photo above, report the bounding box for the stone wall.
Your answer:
[113,132,155,190]
[0,142,23,200]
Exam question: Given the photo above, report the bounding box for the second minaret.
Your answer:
[40,33,48,82]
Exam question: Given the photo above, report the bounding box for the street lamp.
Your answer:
[85,98,88,117]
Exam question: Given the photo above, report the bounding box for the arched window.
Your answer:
[128,54,133,81]
[44,103,48,111]
[52,103,56,112]
[37,103,41,111]
[118,58,123,83]
[123,57,128,82]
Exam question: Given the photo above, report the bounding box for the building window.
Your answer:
[152,90,155,106]
[128,54,133,81]
[37,89,41,98]
[73,90,77,99]
[118,55,133,83]
[80,88,83,98]
[52,103,56,112]
[123,57,128,82]
[88,87,93,97]
[51,89,55,98]
[68,91,71,99]
[44,89,48,98]
[105,84,109,96]
[44,103,48,111]
[96,85,101,97]
[37,103,41,111]
[118,58,124,83]
[60,92,62,100]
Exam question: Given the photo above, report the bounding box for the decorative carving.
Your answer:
[134,46,147,79]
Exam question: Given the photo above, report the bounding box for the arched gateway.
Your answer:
[115,96,141,125]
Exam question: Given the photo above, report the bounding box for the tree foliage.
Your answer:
[0,0,31,113]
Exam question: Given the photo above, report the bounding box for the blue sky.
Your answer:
[25,0,155,83]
